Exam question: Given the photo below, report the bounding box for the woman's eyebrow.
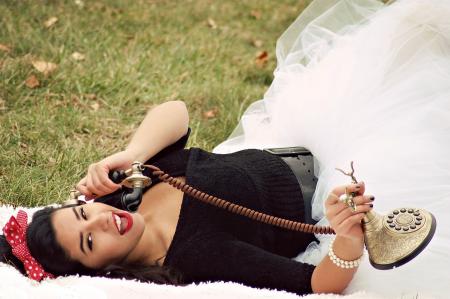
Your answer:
[72,207,86,254]
[72,207,80,220]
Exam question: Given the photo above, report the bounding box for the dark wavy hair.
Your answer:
[0,204,184,284]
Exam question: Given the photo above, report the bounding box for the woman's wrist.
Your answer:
[99,150,135,172]
[123,147,143,163]
[332,235,364,261]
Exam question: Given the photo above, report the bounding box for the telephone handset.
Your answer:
[67,150,436,270]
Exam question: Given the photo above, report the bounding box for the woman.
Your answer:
[2,0,448,296]
[0,100,373,295]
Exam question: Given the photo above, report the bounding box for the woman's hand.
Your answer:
[325,181,374,242]
[76,150,135,200]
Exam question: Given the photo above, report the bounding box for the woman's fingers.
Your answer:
[76,176,87,189]
[92,165,116,194]
[76,151,132,199]
[76,176,95,199]
[85,172,98,198]
[336,213,366,235]
[98,172,120,191]
[326,194,373,219]
[93,162,120,190]
[89,173,110,196]
[323,182,371,239]
[327,182,365,203]
[84,163,121,198]
[355,181,365,196]
[336,182,363,198]
[76,177,91,198]
[331,200,373,226]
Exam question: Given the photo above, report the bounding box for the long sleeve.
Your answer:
[169,231,316,296]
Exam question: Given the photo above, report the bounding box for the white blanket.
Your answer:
[0,205,434,299]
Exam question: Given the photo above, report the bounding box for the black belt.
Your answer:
[263,146,318,225]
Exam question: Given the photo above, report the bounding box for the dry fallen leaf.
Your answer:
[25,75,40,88]
[44,17,58,28]
[32,60,57,76]
[252,39,263,48]
[203,107,219,119]
[71,94,86,109]
[71,51,85,61]
[207,18,217,29]
[84,93,97,100]
[74,0,85,8]
[255,50,269,67]
[0,44,11,53]
[250,10,262,19]
[90,102,100,111]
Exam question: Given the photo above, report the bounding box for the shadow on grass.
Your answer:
[243,68,274,86]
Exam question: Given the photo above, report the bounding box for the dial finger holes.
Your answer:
[385,208,425,234]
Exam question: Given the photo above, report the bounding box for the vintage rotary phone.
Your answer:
[66,147,436,270]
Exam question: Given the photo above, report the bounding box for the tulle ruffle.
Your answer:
[213,0,450,297]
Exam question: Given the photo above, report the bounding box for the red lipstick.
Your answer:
[113,211,133,235]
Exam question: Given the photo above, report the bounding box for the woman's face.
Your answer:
[51,202,146,269]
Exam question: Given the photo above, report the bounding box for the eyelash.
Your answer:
[80,207,93,251]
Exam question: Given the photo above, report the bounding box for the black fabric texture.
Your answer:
[96,128,318,296]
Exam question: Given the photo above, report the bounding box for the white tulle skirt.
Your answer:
[213,0,450,297]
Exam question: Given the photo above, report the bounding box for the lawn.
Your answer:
[0,0,310,207]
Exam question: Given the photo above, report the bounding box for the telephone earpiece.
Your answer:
[108,162,152,212]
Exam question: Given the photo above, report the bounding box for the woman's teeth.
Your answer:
[114,214,122,233]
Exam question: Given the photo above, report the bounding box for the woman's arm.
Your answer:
[76,100,190,198]
[173,231,317,296]
[311,236,364,293]
[311,182,372,294]
[126,100,189,162]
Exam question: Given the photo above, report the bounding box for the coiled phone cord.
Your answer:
[144,164,336,235]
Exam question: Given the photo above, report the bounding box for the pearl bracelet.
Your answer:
[328,238,364,269]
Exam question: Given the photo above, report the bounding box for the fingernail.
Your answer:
[369,204,373,208]
[370,196,375,201]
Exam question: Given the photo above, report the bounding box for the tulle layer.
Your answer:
[213,0,450,297]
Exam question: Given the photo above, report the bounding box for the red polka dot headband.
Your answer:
[2,210,55,281]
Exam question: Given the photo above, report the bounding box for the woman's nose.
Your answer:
[84,212,110,232]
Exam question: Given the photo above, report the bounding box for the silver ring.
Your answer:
[339,193,357,212]
[339,193,351,202]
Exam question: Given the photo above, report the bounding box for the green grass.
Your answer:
[0,0,310,207]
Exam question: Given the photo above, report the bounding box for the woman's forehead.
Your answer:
[51,207,79,258]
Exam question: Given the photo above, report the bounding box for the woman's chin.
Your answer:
[129,212,145,236]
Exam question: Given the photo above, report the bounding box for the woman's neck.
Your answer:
[125,178,185,266]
